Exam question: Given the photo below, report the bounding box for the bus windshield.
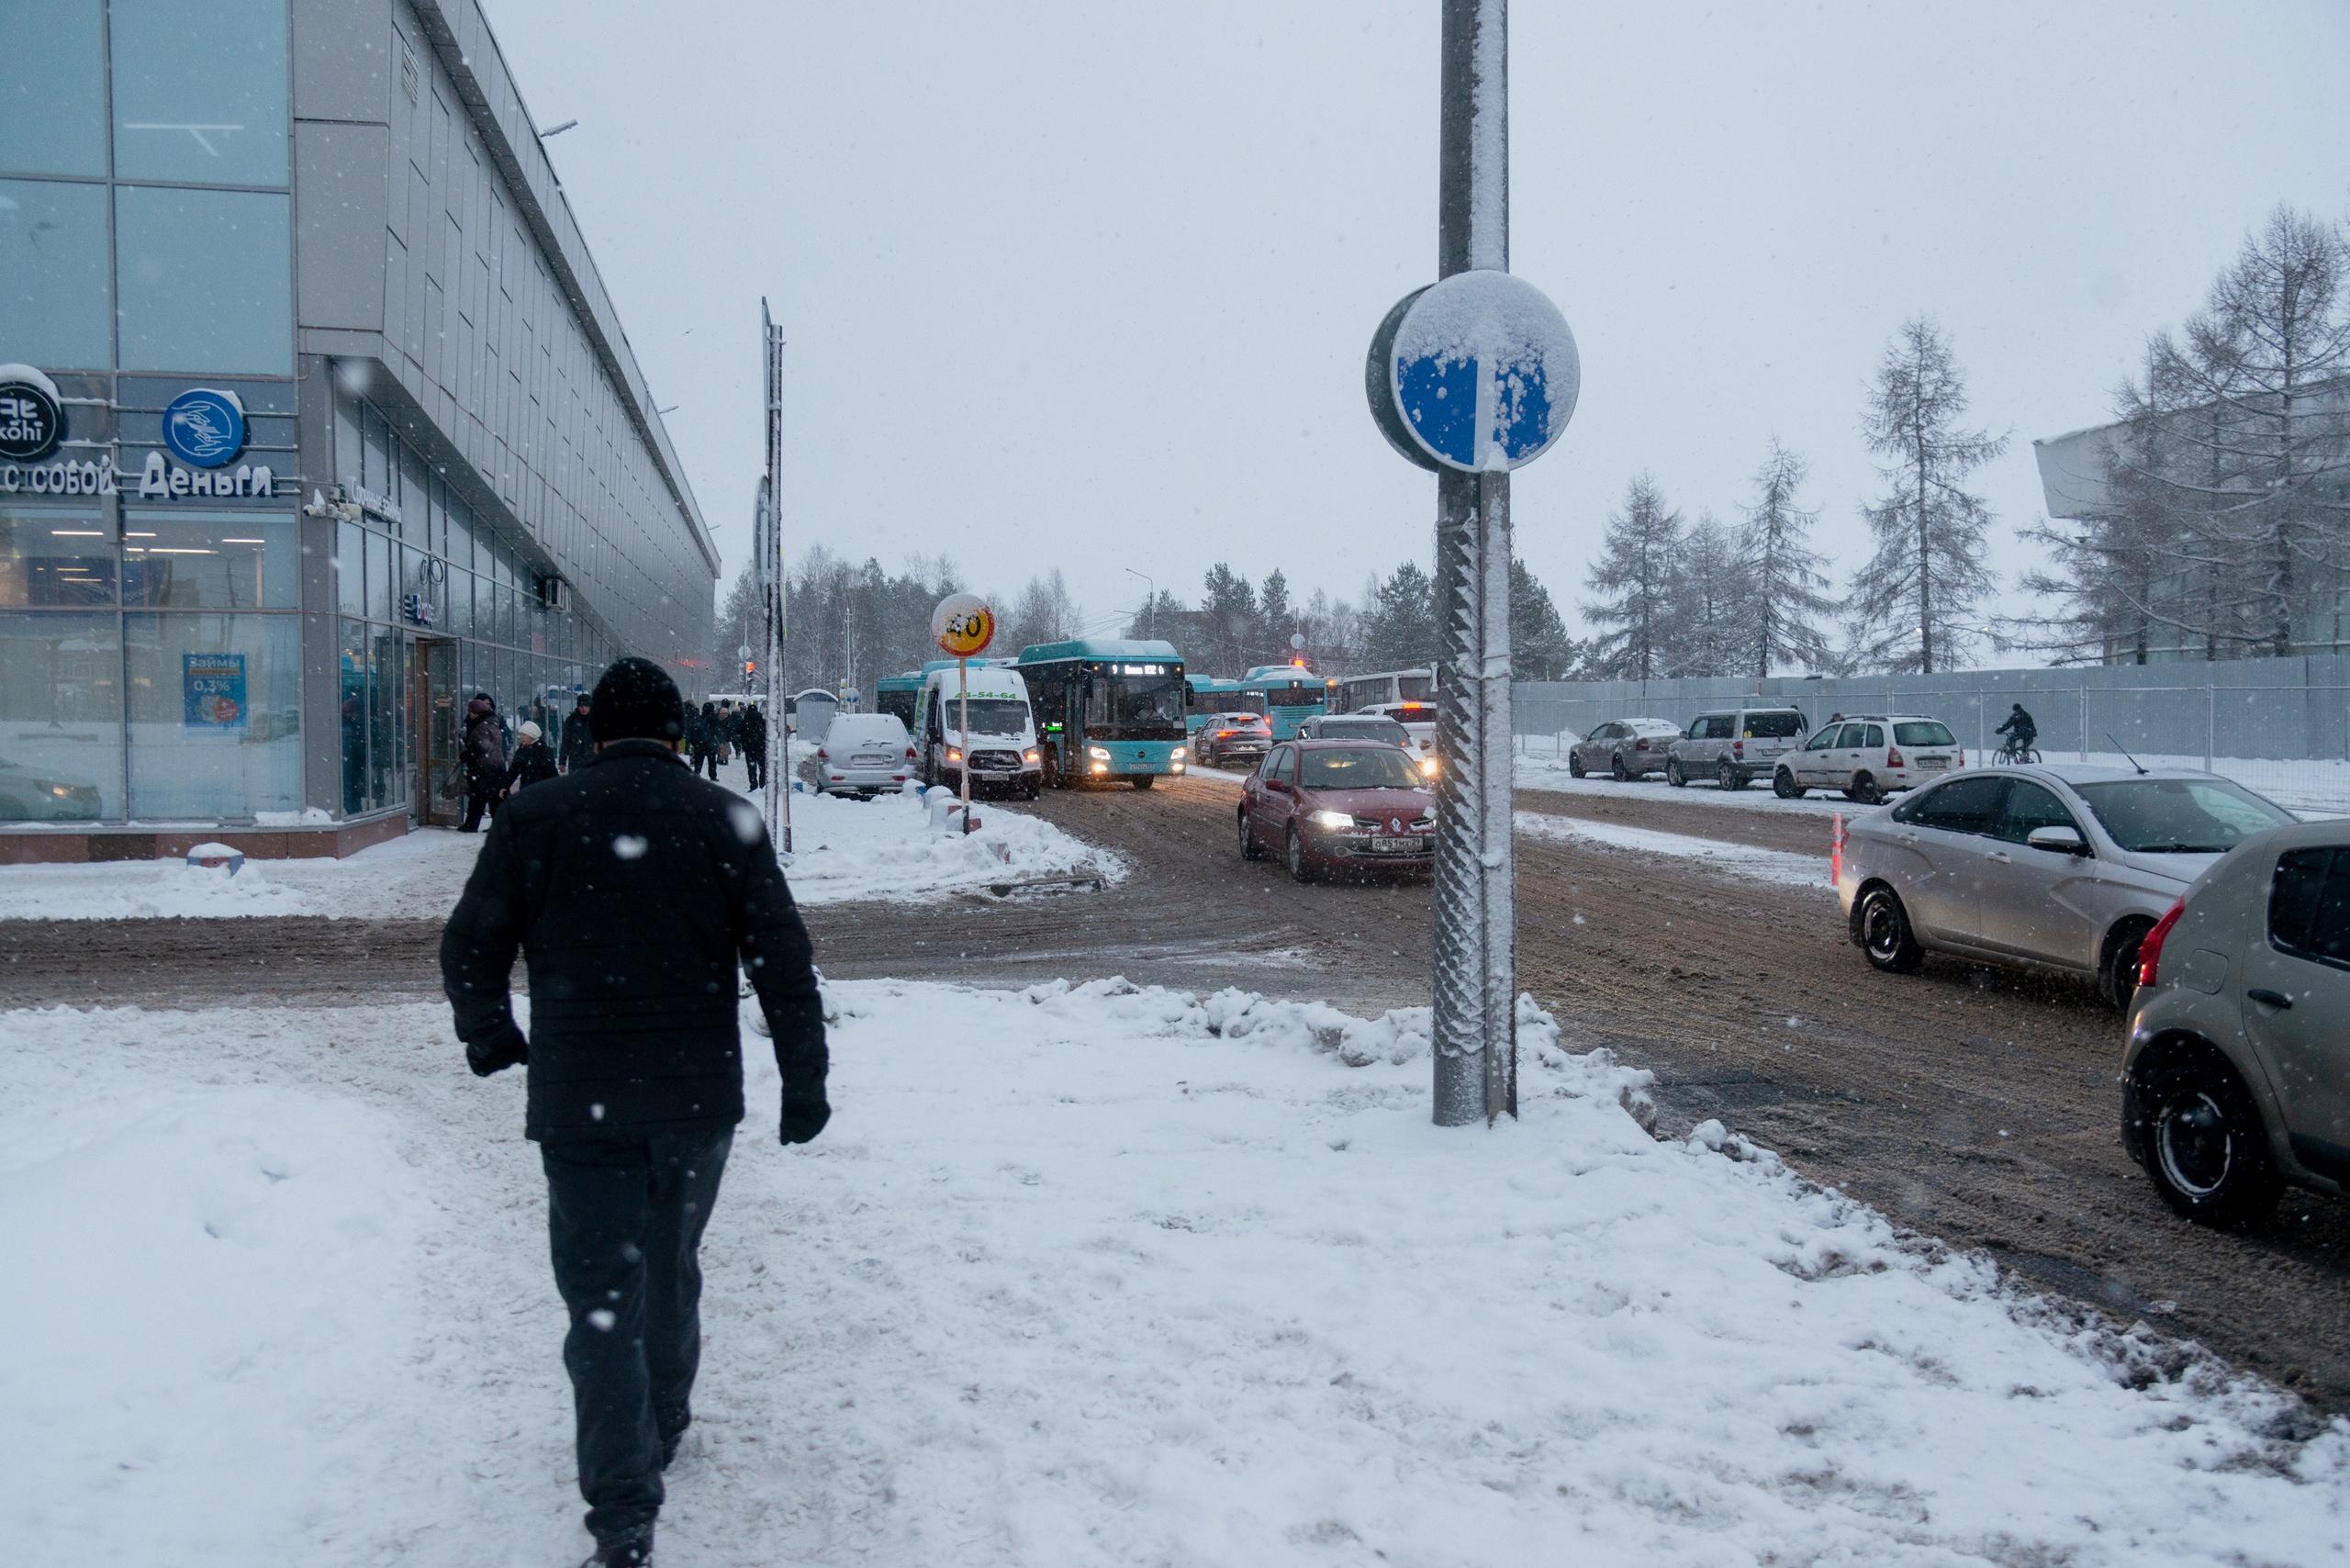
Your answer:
[1090,669,1186,738]
[938,698,1029,738]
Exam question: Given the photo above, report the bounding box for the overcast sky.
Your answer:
[490,0,2350,655]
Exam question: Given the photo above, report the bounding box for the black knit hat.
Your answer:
[589,657,685,745]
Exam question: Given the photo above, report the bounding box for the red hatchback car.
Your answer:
[1238,739,1436,881]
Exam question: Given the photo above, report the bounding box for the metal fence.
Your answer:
[1512,655,2350,815]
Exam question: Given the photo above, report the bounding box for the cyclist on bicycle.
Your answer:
[1995,702,2038,760]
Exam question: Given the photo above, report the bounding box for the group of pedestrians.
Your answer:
[683,699,769,790]
[458,690,614,834]
[442,659,817,1566]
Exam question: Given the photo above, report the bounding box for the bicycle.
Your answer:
[1992,738,2042,765]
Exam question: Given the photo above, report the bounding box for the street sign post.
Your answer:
[930,593,996,835]
[759,303,790,858]
[1367,0,1576,1126]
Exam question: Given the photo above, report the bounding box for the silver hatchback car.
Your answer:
[1838,764,2298,1007]
[2122,819,2350,1225]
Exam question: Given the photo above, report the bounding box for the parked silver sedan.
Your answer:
[1568,717,1682,781]
[1838,764,2297,1007]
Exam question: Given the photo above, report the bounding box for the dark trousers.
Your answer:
[460,787,498,833]
[744,750,766,790]
[541,1129,734,1544]
[692,748,718,779]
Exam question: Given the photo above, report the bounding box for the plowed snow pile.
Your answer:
[1,982,2340,1565]
[0,787,1108,920]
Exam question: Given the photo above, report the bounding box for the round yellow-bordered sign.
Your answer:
[931,593,996,658]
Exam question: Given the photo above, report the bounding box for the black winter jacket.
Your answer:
[440,738,826,1141]
[502,740,558,793]
[557,708,596,772]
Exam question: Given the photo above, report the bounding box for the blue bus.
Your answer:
[1015,639,1189,789]
[1236,664,1333,741]
[1184,674,1249,736]
[875,671,922,730]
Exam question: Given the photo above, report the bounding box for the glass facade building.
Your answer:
[0,0,716,846]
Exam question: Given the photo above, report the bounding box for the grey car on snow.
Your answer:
[2122,818,2350,1226]
[1664,706,1809,791]
[1837,764,2297,1008]
[1568,717,1682,780]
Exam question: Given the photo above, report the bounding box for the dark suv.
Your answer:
[1192,711,1272,769]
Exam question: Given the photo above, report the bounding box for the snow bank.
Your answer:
[0,1055,435,1563]
[0,786,1112,921]
[3,983,2341,1565]
[1516,808,1832,890]
[780,786,1117,902]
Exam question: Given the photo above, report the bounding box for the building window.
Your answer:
[114,185,291,374]
[0,178,112,369]
[0,0,107,178]
[121,509,296,610]
[123,611,300,819]
[0,508,116,607]
[0,610,121,822]
[109,0,290,188]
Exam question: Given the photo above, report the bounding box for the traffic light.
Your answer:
[744,659,756,679]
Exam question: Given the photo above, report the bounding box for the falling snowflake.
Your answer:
[612,834,648,860]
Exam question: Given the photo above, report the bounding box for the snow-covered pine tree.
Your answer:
[1848,317,2008,673]
[1738,440,1838,675]
[1667,511,1742,677]
[1582,474,1683,681]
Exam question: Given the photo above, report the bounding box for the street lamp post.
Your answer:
[1125,567,1155,639]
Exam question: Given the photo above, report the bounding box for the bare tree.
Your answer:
[1582,474,1683,680]
[1738,439,1838,675]
[2020,207,2350,661]
[997,569,1083,655]
[1848,316,2008,673]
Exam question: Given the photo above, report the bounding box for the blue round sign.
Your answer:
[1367,272,1578,474]
[162,387,248,469]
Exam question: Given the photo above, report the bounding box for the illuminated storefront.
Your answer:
[1,0,716,854]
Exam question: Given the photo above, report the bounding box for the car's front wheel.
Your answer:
[1568,752,1587,778]
[1237,808,1264,860]
[2136,1057,2281,1226]
[1857,886,1926,973]
[1285,825,1314,882]
[1666,760,1688,788]
[1774,768,1805,800]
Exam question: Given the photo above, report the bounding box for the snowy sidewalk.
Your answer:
[3,983,2342,1565]
[0,786,1112,921]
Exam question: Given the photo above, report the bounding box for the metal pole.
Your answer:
[1430,0,1516,1126]
[2204,684,2215,774]
[762,302,791,857]
[957,655,973,833]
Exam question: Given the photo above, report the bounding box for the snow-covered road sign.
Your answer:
[1367,270,1579,474]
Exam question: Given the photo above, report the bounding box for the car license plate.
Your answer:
[1916,756,1949,770]
[851,754,890,766]
[1368,835,1425,854]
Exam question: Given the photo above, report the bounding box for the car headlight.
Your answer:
[1087,745,1111,761]
[47,783,76,798]
[1308,809,1355,830]
[1024,748,1040,763]
[1418,756,1439,777]
[947,748,962,763]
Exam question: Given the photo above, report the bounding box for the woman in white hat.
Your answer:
[502,719,559,798]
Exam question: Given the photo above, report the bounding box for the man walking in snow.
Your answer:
[441,655,830,1568]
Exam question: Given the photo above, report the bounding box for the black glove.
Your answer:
[779,1096,831,1146]
[464,1026,529,1078]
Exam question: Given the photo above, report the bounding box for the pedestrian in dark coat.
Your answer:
[441,656,828,1568]
[740,704,767,791]
[502,720,559,796]
[460,693,508,834]
[690,700,721,780]
[559,694,596,775]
